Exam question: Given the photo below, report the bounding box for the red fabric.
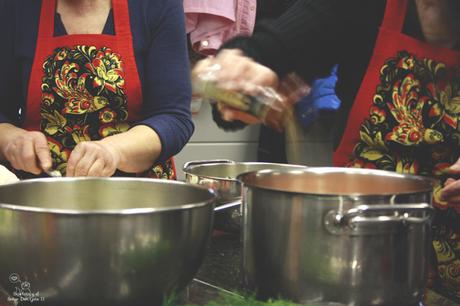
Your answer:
[333,0,460,166]
[24,0,142,130]
[20,0,176,178]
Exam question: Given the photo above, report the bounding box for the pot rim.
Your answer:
[183,161,307,182]
[237,167,434,197]
[0,177,216,215]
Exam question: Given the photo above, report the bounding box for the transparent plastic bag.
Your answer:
[193,64,310,132]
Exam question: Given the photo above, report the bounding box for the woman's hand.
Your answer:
[440,158,460,205]
[193,49,279,124]
[66,141,120,177]
[193,49,279,91]
[66,125,162,177]
[0,124,52,175]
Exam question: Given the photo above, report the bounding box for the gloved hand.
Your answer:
[295,65,341,128]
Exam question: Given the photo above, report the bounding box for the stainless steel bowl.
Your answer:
[183,160,307,232]
[0,178,215,306]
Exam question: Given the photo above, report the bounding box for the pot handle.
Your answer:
[214,199,242,212]
[182,159,235,171]
[325,203,434,234]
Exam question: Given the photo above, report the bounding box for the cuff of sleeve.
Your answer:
[219,33,287,77]
[211,103,247,131]
[219,35,264,63]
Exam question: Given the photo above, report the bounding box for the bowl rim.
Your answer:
[0,177,216,215]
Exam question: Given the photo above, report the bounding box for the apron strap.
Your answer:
[38,0,57,39]
[113,0,135,65]
[112,0,132,41]
[381,0,409,33]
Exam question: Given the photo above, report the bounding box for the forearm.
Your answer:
[100,125,161,173]
[139,0,193,162]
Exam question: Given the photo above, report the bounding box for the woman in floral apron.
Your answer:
[331,1,460,303]
[0,0,193,179]
[192,0,460,303]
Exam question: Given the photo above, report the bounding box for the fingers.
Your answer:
[247,67,279,90]
[441,159,460,207]
[87,159,106,177]
[444,178,456,187]
[66,141,118,177]
[33,133,52,171]
[217,60,251,89]
[3,130,51,175]
[441,179,460,203]
[193,50,278,126]
[2,129,119,177]
[447,161,460,175]
[218,53,278,91]
[193,49,279,93]
[191,57,214,81]
[21,139,41,175]
[67,144,95,177]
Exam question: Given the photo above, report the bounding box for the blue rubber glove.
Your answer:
[295,65,341,129]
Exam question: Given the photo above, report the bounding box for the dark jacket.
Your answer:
[215,0,454,163]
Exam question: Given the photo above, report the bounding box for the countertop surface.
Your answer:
[185,231,243,305]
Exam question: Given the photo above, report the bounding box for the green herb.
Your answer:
[197,293,301,306]
[163,290,301,306]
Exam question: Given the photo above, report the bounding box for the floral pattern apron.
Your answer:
[23,0,176,179]
[333,0,460,303]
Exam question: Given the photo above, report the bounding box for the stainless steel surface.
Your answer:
[239,167,433,306]
[213,200,242,212]
[183,159,234,170]
[183,160,307,232]
[0,178,215,306]
[324,204,434,235]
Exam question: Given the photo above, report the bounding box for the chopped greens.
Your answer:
[163,291,302,306]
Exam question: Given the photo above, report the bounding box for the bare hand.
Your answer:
[2,130,52,175]
[193,49,279,93]
[66,141,120,177]
[193,49,279,124]
[440,158,460,205]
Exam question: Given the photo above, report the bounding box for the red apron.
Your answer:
[333,0,460,302]
[23,0,175,179]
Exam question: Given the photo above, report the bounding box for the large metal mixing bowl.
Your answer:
[0,178,215,306]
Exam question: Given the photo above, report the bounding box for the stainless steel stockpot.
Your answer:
[183,159,307,232]
[238,167,434,306]
[0,177,215,306]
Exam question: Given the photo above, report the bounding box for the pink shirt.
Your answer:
[184,0,257,55]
